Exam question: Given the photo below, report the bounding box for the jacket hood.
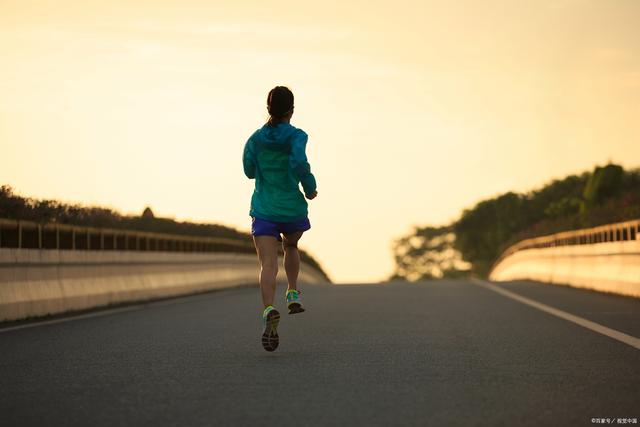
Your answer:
[253,123,297,148]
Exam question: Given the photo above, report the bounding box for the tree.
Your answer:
[392,163,640,279]
[581,164,624,213]
[392,226,470,281]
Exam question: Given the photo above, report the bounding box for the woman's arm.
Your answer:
[289,130,317,197]
[243,139,256,179]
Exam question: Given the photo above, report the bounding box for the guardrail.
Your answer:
[492,219,640,271]
[0,218,329,321]
[489,219,640,297]
[0,218,254,254]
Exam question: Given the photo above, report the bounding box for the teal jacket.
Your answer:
[243,123,317,222]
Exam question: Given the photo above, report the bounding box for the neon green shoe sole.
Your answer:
[261,308,280,352]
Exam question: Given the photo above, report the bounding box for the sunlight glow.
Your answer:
[1,0,639,282]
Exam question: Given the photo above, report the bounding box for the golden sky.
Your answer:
[1,0,639,282]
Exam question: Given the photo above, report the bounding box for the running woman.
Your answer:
[242,86,318,352]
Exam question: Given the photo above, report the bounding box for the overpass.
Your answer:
[0,219,638,426]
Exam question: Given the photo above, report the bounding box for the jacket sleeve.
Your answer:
[289,130,317,196]
[242,138,256,179]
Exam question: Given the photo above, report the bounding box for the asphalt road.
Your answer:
[1,280,639,426]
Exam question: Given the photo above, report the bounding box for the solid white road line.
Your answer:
[0,287,251,334]
[0,305,141,333]
[471,278,640,351]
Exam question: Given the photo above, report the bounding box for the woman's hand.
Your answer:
[306,191,318,200]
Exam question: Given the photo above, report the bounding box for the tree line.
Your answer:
[391,164,640,281]
[0,185,328,277]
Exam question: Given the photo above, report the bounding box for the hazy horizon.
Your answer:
[1,0,639,282]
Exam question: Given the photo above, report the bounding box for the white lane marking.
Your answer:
[470,278,640,350]
[0,305,141,333]
[0,286,257,334]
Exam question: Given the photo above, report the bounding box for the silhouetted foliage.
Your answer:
[142,207,155,219]
[392,163,640,280]
[393,226,471,281]
[0,186,328,278]
[0,186,248,240]
[581,164,624,213]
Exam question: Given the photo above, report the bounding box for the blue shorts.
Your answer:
[251,216,311,241]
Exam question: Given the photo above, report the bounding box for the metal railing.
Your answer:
[493,219,640,269]
[0,218,254,254]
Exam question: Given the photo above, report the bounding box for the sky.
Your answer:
[1,0,639,283]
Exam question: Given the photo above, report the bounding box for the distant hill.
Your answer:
[0,185,328,278]
[391,163,640,280]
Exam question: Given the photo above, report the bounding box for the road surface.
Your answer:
[1,280,639,426]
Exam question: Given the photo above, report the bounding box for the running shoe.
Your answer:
[285,289,305,314]
[261,306,280,352]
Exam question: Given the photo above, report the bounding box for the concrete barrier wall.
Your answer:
[0,248,328,322]
[490,238,640,298]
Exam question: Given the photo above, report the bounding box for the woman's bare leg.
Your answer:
[282,231,303,291]
[253,235,279,307]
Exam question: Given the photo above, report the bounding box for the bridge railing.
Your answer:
[489,218,640,297]
[492,219,640,270]
[0,218,254,254]
[0,218,329,321]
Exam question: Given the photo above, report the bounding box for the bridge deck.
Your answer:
[1,280,638,426]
